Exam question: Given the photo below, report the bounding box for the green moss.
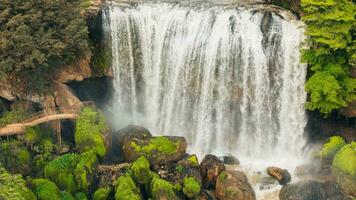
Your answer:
[173,183,182,191]
[115,174,141,200]
[61,191,75,200]
[218,171,227,182]
[131,156,151,185]
[75,107,107,157]
[75,192,88,200]
[32,178,61,200]
[0,140,32,174]
[93,187,111,200]
[224,187,238,198]
[130,136,180,160]
[319,136,346,160]
[183,177,201,199]
[74,150,98,191]
[150,175,177,200]
[187,155,199,166]
[44,153,80,193]
[175,165,184,173]
[332,142,356,177]
[0,165,36,200]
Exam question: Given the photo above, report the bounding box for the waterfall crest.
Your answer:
[104,3,307,164]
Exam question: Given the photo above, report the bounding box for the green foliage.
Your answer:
[182,177,201,199]
[0,165,36,200]
[61,191,75,200]
[33,139,55,173]
[131,156,151,185]
[187,155,199,166]
[0,106,28,126]
[32,178,61,200]
[74,150,98,191]
[218,171,227,182]
[301,0,356,114]
[44,153,80,193]
[332,142,356,177]
[115,174,142,200]
[319,136,346,160]
[75,107,107,157]
[0,139,32,174]
[90,47,112,76]
[93,187,111,200]
[150,175,177,200]
[25,126,42,145]
[175,165,184,173]
[0,0,90,94]
[75,192,88,200]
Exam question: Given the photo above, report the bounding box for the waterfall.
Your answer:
[104,2,307,165]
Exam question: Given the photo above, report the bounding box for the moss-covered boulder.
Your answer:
[149,174,180,200]
[122,133,187,165]
[31,178,61,200]
[61,191,75,200]
[319,136,346,161]
[75,107,108,157]
[131,156,152,185]
[182,177,201,199]
[95,163,131,188]
[200,154,225,189]
[93,187,112,200]
[0,165,36,200]
[44,150,99,193]
[114,173,142,200]
[332,142,356,196]
[215,171,256,200]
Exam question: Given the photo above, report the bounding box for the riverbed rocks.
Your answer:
[267,166,291,185]
[333,168,356,197]
[220,154,240,165]
[200,154,226,189]
[215,171,256,200]
[279,180,351,200]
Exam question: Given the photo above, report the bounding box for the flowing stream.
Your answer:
[104,2,307,171]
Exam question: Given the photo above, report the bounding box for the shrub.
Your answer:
[0,165,36,200]
[33,139,55,173]
[332,142,356,177]
[44,153,80,193]
[61,191,75,200]
[75,107,107,157]
[301,0,356,114]
[93,187,111,200]
[319,136,346,160]
[115,174,142,200]
[31,178,61,200]
[74,150,98,191]
[0,0,90,94]
[131,156,151,185]
[183,177,201,199]
[0,139,32,174]
[75,192,88,200]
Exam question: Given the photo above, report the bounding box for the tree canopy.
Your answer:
[301,0,356,114]
[0,0,90,94]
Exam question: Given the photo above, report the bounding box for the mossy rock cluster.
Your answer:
[44,150,98,194]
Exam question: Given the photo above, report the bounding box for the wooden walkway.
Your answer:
[0,102,94,136]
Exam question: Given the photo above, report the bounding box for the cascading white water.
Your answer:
[104,2,307,166]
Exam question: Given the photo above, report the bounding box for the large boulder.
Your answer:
[266,167,291,185]
[95,163,130,188]
[280,180,350,200]
[200,154,225,189]
[149,174,180,200]
[220,154,240,165]
[121,127,187,165]
[215,171,256,200]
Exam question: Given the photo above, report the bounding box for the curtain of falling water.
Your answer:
[104,3,307,162]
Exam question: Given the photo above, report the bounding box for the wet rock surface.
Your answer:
[200,154,226,189]
[267,167,291,185]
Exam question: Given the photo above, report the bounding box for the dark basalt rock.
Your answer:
[220,154,240,165]
[200,154,225,189]
[280,180,351,200]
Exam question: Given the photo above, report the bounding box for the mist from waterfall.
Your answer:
[104,2,307,167]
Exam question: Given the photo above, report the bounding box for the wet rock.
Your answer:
[267,167,291,185]
[215,171,256,200]
[121,127,187,165]
[95,163,130,188]
[261,11,272,36]
[199,189,215,200]
[200,154,225,189]
[333,168,356,197]
[259,176,278,190]
[220,154,240,165]
[280,180,351,200]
